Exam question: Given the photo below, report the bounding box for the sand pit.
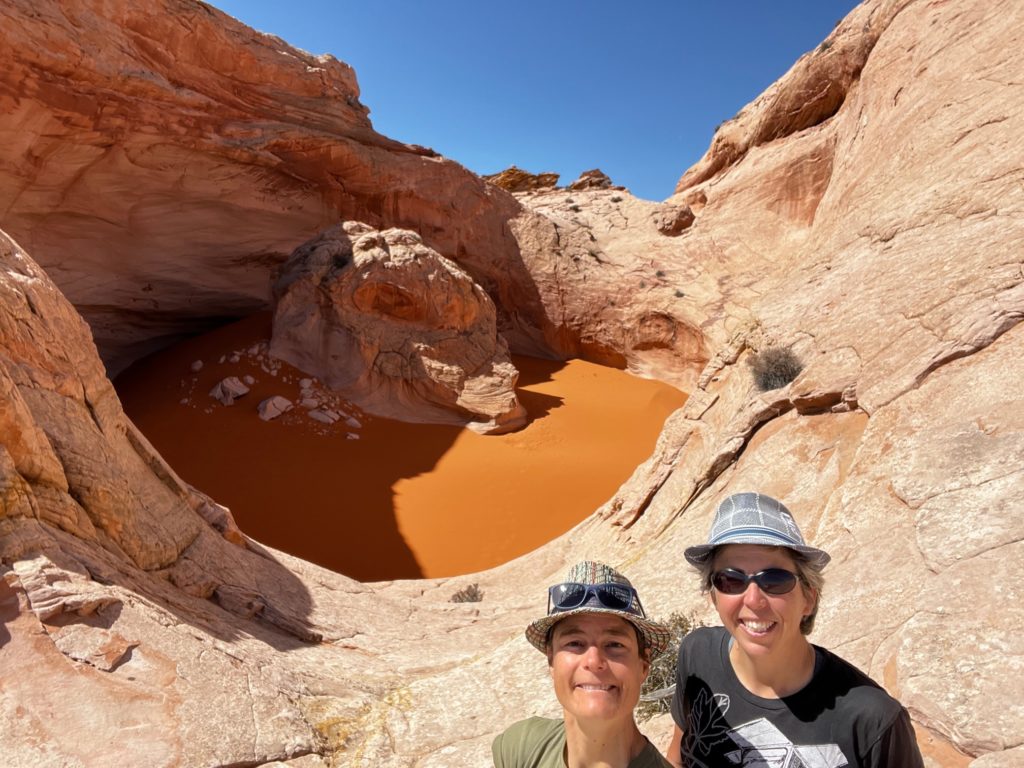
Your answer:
[114,313,687,581]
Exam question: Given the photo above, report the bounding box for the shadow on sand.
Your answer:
[114,313,567,582]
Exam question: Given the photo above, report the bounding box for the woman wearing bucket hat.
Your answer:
[492,561,673,768]
[665,492,924,767]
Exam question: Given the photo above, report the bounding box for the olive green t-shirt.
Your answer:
[492,716,671,768]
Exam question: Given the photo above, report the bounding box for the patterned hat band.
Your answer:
[524,561,671,658]
[684,492,831,567]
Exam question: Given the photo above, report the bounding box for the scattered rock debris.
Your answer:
[178,338,368,439]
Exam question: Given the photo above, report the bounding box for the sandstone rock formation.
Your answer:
[0,0,555,375]
[270,221,527,433]
[567,168,615,190]
[0,0,710,393]
[1,0,1023,766]
[482,165,561,192]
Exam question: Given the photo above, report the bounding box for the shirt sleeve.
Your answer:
[867,707,925,768]
[491,729,509,768]
[669,631,690,729]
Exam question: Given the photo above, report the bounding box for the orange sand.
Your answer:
[114,313,686,581]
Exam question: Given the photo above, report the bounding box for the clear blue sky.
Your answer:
[207,1,860,201]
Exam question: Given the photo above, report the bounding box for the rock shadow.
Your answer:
[113,314,580,582]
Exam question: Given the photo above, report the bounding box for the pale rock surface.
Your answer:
[308,409,339,425]
[1,0,1023,767]
[208,375,250,405]
[257,395,293,421]
[270,221,528,434]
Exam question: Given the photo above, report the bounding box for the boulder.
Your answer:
[208,376,250,406]
[651,203,696,236]
[257,396,293,421]
[567,168,614,190]
[483,165,560,192]
[270,222,528,434]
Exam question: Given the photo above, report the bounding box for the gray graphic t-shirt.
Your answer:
[670,627,923,767]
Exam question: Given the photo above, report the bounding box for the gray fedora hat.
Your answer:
[684,492,830,567]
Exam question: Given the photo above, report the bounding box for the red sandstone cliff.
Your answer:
[0,0,706,389]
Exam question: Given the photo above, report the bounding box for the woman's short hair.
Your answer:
[696,546,825,635]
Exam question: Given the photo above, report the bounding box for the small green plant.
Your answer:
[655,270,666,278]
[748,346,803,391]
[637,611,702,721]
[674,289,685,298]
[450,583,483,603]
[817,39,834,54]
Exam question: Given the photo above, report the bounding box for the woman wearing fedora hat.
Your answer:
[665,492,924,767]
[493,561,673,768]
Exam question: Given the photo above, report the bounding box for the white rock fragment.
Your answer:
[299,378,313,390]
[258,396,293,421]
[344,416,362,429]
[300,397,320,409]
[308,409,338,424]
[190,360,203,372]
[209,376,250,406]
[229,354,240,364]
[242,375,256,386]
[346,432,360,440]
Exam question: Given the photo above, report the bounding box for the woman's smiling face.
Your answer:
[547,613,649,725]
[710,544,816,660]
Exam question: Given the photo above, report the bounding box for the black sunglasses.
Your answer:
[711,567,799,596]
[547,582,646,617]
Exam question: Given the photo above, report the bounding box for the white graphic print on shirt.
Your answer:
[683,689,849,767]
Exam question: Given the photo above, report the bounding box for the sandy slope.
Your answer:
[114,313,686,580]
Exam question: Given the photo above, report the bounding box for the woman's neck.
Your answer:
[562,715,646,768]
[729,637,816,699]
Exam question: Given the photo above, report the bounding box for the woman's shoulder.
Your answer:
[635,737,674,768]
[812,646,907,719]
[680,624,727,650]
[492,716,564,765]
[497,716,563,740]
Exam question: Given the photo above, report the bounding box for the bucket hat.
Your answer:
[525,561,671,658]
[684,492,830,567]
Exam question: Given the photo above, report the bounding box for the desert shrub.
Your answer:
[637,611,702,721]
[748,346,803,391]
[451,583,483,603]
